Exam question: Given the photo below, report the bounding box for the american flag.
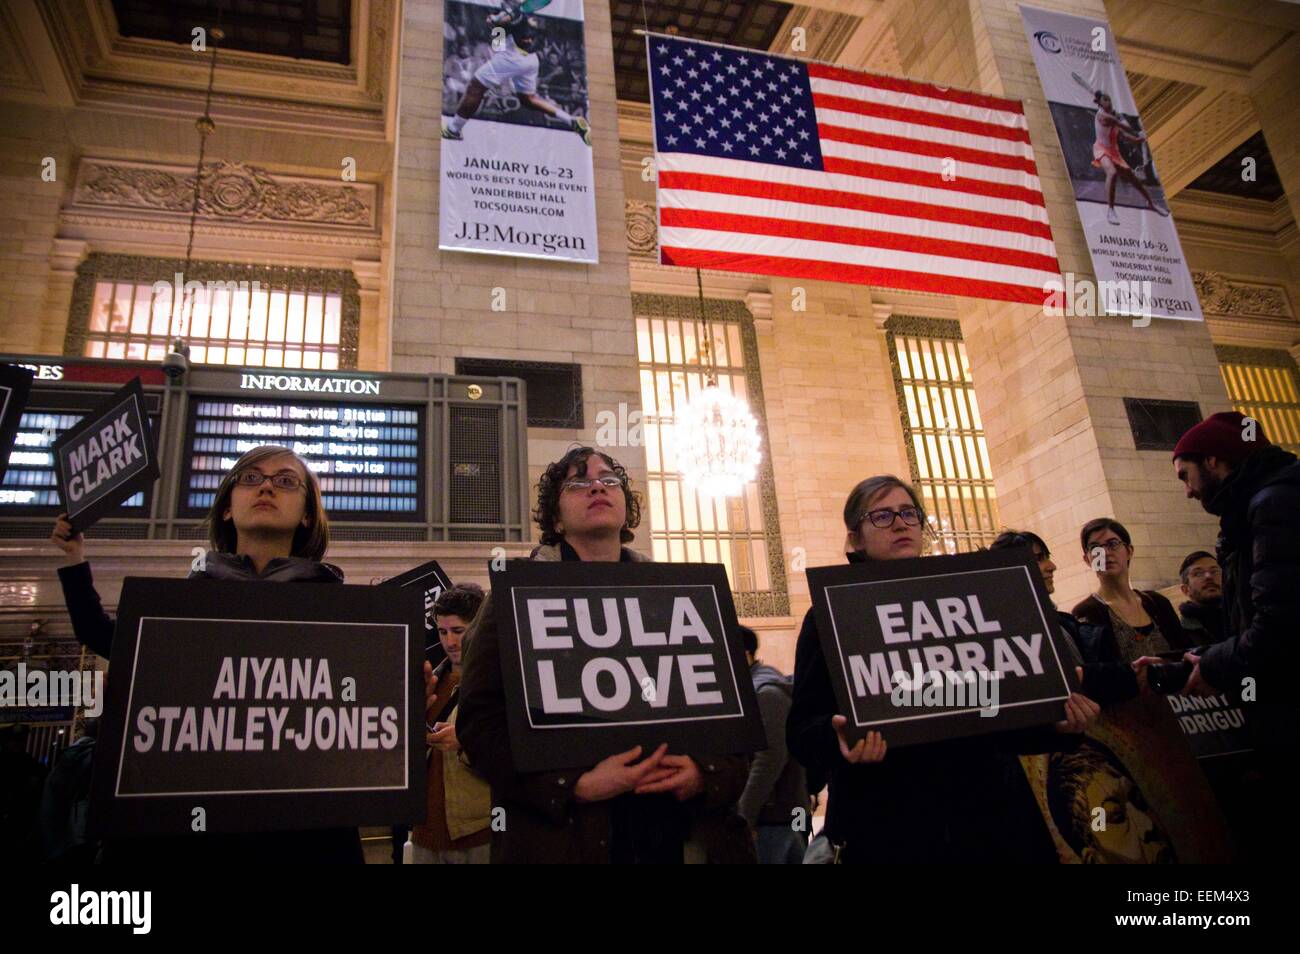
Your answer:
[647,35,1060,304]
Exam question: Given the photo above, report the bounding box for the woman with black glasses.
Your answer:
[49,443,363,863]
[786,475,1099,864]
[1071,517,1192,675]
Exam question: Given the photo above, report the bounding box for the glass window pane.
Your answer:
[305,294,324,345]
[666,320,683,364]
[188,287,210,338]
[651,319,667,363]
[286,292,306,344]
[151,286,174,336]
[249,289,269,341]
[130,285,151,334]
[267,291,287,342]
[208,287,230,340]
[90,282,113,332]
[323,295,341,343]
[636,318,652,361]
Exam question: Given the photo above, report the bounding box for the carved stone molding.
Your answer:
[1192,270,1293,319]
[71,159,377,231]
[625,199,657,258]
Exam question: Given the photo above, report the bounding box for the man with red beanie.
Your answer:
[1173,410,1299,860]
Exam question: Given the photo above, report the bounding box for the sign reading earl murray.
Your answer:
[90,578,426,837]
[808,549,1077,748]
[51,377,159,534]
[439,0,598,263]
[0,363,35,487]
[383,559,455,665]
[491,561,764,772]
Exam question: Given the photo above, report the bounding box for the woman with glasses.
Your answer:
[456,446,754,863]
[786,475,1098,864]
[1071,518,1192,674]
[49,443,364,863]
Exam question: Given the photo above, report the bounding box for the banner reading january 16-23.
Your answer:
[1020,5,1202,321]
[439,0,598,263]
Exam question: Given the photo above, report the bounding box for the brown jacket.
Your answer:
[456,543,755,864]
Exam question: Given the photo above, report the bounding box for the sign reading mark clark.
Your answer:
[52,377,159,534]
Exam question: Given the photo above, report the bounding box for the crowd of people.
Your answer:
[11,408,1295,864]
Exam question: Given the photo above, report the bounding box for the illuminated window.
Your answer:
[885,317,999,553]
[633,293,788,617]
[65,254,359,369]
[1217,346,1300,455]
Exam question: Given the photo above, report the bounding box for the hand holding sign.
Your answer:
[633,754,704,801]
[49,513,85,567]
[1054,680,1100,734]
[573,744,668,803]
[832,716,887,764]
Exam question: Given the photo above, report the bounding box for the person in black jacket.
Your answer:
[1072,518,1193,667]
[456,447,753,863]
[1172,412,1300,860]
[48,443,363,864]
[990,530,1139,707]
[786,475,1099,864]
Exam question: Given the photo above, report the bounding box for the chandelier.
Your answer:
[674,270,762,498]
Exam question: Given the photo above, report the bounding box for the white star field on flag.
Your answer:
[649,37,824,170]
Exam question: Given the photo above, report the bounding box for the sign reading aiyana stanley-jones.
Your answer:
[0,363,35,487]
[1021,5,1201,321]
[383,559,455,663]
[51,377,159,534]
[439,0,597,263]
[492,561,764,772]
[808,549,1078,748]
[89,579,426,837]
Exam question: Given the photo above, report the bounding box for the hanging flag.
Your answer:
[647,35,1060,304]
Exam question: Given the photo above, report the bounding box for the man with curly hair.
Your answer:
[456,446,753,863]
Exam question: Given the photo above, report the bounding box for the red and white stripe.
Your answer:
[656,63,1060,304]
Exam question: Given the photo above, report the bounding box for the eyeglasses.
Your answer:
[1089,539,1127,553]
[859,506,923,529]
[561,475,625,493]
[234,470,305,492]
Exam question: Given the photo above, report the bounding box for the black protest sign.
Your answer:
[1166,693,1253,760]
[52,377,159,534]
[492,561,764,773]
[0,363,35,487]
[90,578,426,837]
[383,559,454,666]
[808,548,1078,748]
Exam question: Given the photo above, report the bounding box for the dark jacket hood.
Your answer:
[188,550,345,584]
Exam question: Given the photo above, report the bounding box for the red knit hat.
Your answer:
[1172,411,1269,464]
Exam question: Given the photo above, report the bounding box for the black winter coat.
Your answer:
[786,606,1077,864]
[1199,445,1300,762]
[56,554,365,865]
